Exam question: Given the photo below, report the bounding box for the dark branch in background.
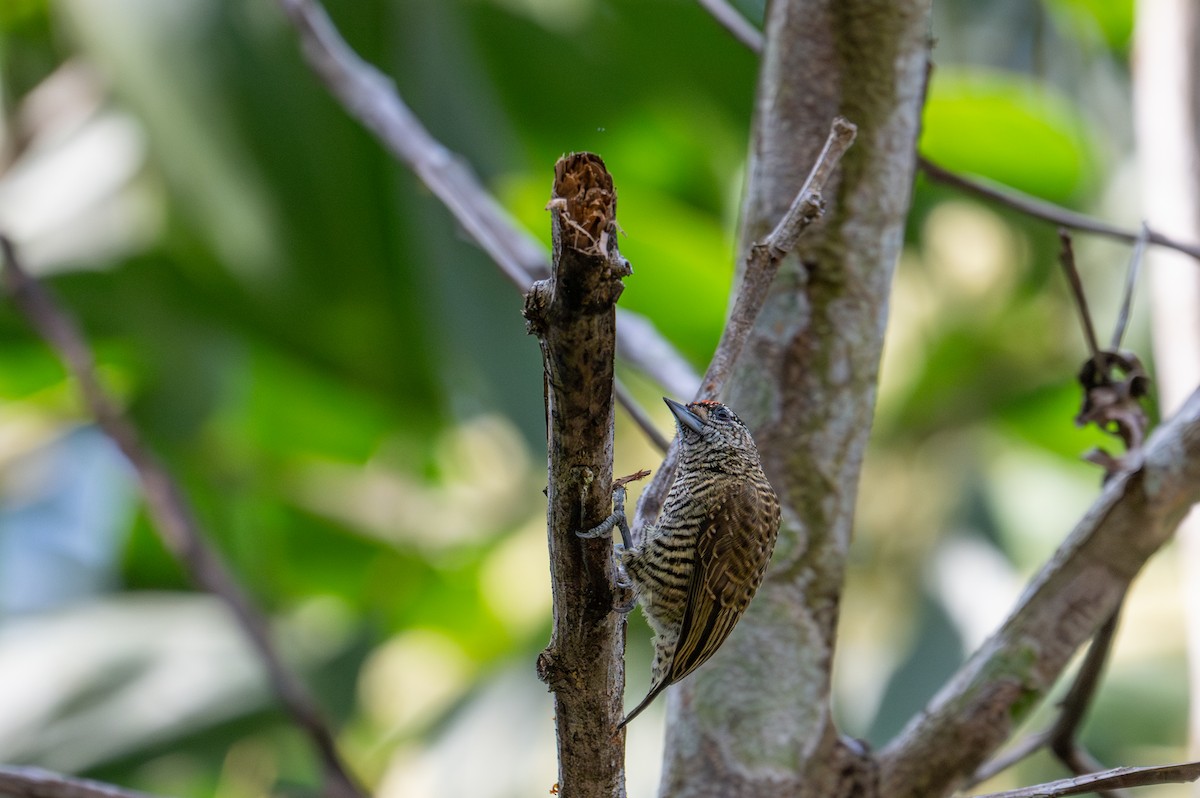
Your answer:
[967,761,1200,798]
[615,376,669,453]
[612,310,700,399]
[633,117,857,533]
[920,157,1200,261]
[0,766,163,798]
[524,153,631,798]
[277,0,544,287]
[274,0,700,442]
[0,237,364,798]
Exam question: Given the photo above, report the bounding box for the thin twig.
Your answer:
[0,237,363,798]
[1111,223,1149,350]
[920,157,1200,261]
[694,0,764,52]
[1058,229,1102,365]
[275,0,701,412]
[969,608,1127,796]
[965,761,1200,798]
[1048,612,1128,798]
[700,115,857,399]
[615,377,670,453]
[968,731,1051,787]
[1048,607,1122,743]
[0,766,164,798]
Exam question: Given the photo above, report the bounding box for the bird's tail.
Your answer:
[617,681,670,729]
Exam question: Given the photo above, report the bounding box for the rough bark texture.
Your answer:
[879,387,1200,797]
[524,154,631,798]
[656,2,931,796]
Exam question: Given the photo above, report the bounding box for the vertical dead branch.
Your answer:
[523,154,631,798]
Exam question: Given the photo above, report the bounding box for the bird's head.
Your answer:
[664,397,758,459]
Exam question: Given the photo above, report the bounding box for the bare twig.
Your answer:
[524,153,630,797]
[0,237,363,798]
[274,0,701,411]
[968,732,1050,787]
[700,116,857,400]
[1058,229,1102,365]
[1111,223,1149,350]
[1047,609,1123,770]
[0,766,163,798]
[966,761,1200,798]
[694,0,764,52]
[920,157,1200,261]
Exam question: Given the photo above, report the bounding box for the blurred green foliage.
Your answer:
[0,1,1183,797]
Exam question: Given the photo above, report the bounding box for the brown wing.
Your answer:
[666,478,780,686]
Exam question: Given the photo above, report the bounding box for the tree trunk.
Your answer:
[657,2,931,796]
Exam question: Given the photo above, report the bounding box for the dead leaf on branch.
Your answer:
[1075,349,1151,479]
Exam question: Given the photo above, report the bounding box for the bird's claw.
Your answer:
[576,485,632,542]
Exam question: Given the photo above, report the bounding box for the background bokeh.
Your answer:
[0,1,1183,797]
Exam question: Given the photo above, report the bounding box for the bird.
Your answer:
[579,397,781,728]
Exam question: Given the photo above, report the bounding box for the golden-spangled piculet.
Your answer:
[579,397,781,727]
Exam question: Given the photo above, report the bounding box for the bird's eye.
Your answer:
[713,407,730,421]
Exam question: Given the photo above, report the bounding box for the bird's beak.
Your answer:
[664,397,703,434]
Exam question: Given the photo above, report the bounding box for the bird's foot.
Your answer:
[577,483,634,542]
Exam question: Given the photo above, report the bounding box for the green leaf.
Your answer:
[921,68,1099,205]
